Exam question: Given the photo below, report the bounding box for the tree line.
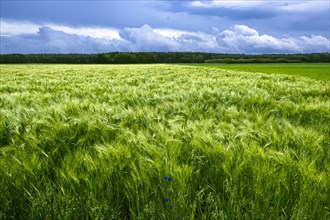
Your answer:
[0,52,329,64]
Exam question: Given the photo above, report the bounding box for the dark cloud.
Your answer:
[1,1,329,38]
[154,1,330,37]
[165,3,276,20]
[0,1,159,28]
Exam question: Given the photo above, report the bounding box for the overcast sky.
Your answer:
[1,0,329,54]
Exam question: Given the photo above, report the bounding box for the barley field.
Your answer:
[0,64,329,219]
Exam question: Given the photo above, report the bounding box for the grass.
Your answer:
[190,63,330,80]
[0,64,329,219]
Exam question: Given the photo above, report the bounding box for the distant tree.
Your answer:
[113,53,135,64]
[0,52,329,64]
[94,54,108,64]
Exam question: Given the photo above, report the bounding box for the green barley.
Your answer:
[0,64,329,219]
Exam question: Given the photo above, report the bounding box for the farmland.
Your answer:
[190,63,330,80]
[0,64,329,219]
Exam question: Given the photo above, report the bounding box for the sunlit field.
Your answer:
[190,63,330,80]
[1,64,329,219]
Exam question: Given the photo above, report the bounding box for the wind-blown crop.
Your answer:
[0,64,329,219]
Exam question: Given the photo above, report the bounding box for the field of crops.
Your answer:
[191,63,330,80]
[0,64,329,219]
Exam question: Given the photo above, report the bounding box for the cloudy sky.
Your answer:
[1,0,329,54]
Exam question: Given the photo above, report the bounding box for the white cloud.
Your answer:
[154,28,218,52]
[215,25,302,53]
[0,20,121,40]
[154,28,198,39]
[0,21,329,54]
[230,25,259,37]
[293,35,330,53]
[0,20,40,36]
[0,27,123,54]
[119,24,179,51]
[48,25,121,40]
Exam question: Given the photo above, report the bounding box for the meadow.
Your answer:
[0,64,329,219]
[191,63,330,80]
